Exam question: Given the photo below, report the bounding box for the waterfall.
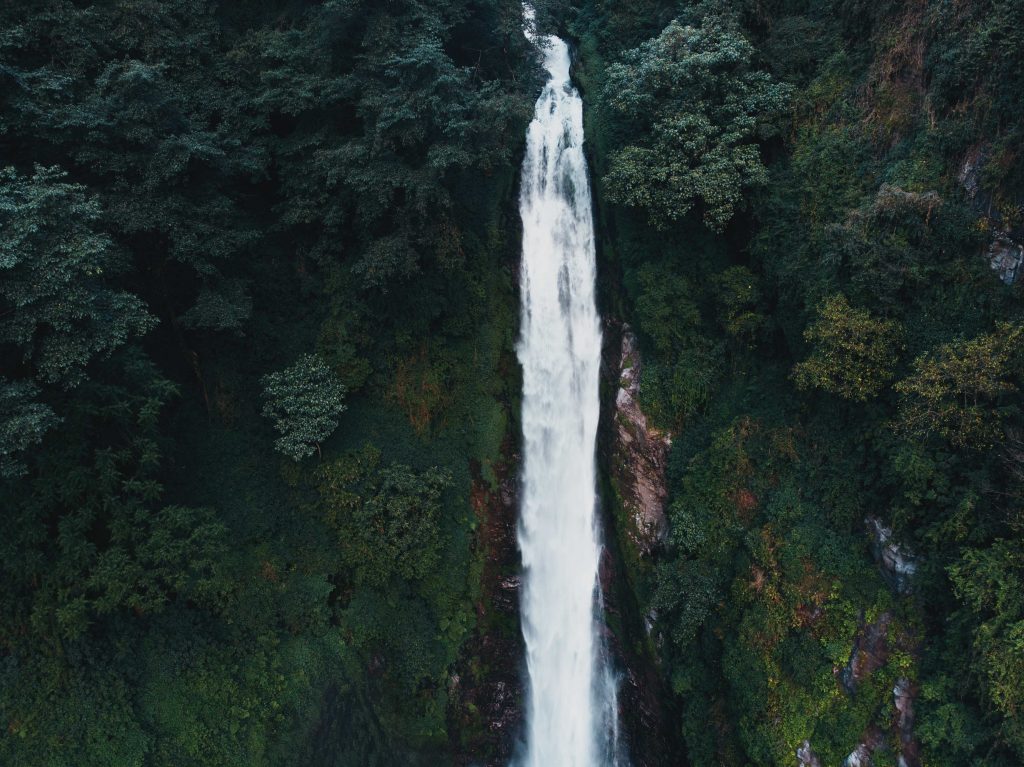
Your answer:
[515,9,623,766]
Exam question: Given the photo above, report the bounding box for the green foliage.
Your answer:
[1,356,223,643]
[949,540,1024,751]
[793,294,904,401]
[634,262,701,356]
[0,378,58,478]
[602,15,790,231]
[319,446,452,587]
[712,266,766,346]
[896,323,1023,448]
[575,0,1024,763]
[0,166,154,386]
[632,261,723,427]
[0,0,530,763]
[261,354,348,460]
[826,185,980,311]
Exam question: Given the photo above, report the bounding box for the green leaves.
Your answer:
[602,16,790,231]
[949,540,1024,750]
[0,1,529,763]
[0,379,59,478]
[318,445,452,588]
[0,166,154,387]
[793,294,904,401]
[896,323,1024,448]
[261,354,348,461]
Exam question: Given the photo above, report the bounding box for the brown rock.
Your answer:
[611,325,671,554]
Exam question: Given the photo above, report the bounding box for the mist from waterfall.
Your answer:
[514,9,623,766]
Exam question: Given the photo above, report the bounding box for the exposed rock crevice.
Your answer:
[958,145,1024,285]
[597,319,685,766]
[451,450,524,766]
[610,325,672,555]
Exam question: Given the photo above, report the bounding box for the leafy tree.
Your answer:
[0,0,532,763]
[949,540,1024,751]
[319,445,451,587]
[0,379,58,478]
[0,166,154,387]
[634,262,701,356]
[896,323,1024,448]
[793,294,903,401]
[712,265,766,347]
[632,261,722,426]
[602,15,790,231]
[825,185,978,310]
[261,354,347,460]
[180,279,253,334]
[0,356,226,644]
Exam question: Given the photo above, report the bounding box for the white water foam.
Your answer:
[514,10,622,766]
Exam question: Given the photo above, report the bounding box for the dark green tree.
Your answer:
[0,379,58,478]
[602,15,790,231]
[0,166,154,387]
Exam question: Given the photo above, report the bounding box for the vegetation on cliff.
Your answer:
[572,0,1024,764]
[0,1,532,764]
[3,0,1024,765]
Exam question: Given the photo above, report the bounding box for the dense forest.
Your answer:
[2,1,1023,766]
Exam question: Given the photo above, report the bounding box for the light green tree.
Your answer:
[261,353,347,460]
[793,294,903,401]
[896,323,1023,448]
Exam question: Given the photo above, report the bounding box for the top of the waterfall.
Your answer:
[522,3,571,86]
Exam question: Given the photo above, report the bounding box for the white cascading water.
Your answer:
[515,9,622,766]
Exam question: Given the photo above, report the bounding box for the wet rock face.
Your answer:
[867,518,917,595]
[797,740,822,767]
[598,321,683,767]
[894,678,920,767]
[611,325,671,554]
[839,612,893,696]
[958,145,987,202]
[844,727,883,767]
[958,145,1024,285]
[830,551,922,767]
[990,233,1024,285]
[451,458,524,766]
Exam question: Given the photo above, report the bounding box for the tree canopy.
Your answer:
[602,15,790,231]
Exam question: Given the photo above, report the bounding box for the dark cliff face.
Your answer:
[451,449,525,766]
[608,325,671,557]
[596,317,686,767]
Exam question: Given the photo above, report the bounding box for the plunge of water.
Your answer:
[514,9,623,766]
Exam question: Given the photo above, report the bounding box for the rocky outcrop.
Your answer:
[596,320,684,767]
[610,325,671,555]
[894,678,920,767]
[989,233,1024,285]
[833,570,921,767]
[958,145,987,202]
[451,453,524,766]
[797,740,822,767]
[958,145,1024,285]
[839,611,893,695]
[867,518,917,595]
[844,727,884,767]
